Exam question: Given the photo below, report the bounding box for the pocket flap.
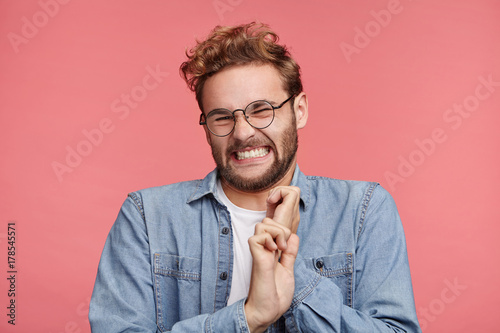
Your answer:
[312,252,353,277]
[154,253,201,280]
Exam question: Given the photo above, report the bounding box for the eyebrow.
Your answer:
[207,107,231,114]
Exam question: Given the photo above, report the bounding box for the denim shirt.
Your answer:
[89,166,421,332]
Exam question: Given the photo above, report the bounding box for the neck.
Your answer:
[220,164,296,211]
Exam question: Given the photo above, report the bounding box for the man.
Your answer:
[89,22,421,332]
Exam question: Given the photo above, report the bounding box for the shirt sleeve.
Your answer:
[89,195,251,333]
[283,185,422,332]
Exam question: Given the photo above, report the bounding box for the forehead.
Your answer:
[201,64,285,111]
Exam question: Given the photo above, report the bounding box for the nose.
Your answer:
[231,110,255,141]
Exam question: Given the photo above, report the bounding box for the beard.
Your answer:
[211,119,298,193]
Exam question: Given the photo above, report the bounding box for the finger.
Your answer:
[248,232,278,253]
[267,186,300,217]
[267,186,300,204]
[266,190,281,219]
[263,234,278,252]
[262,217,292,242]
[266,186,300,217]
[279,234,300,270]
[255,222,288,250]
[266,186,300,231]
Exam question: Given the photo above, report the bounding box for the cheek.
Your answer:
[211,139,228,154]
[270,122,296,152]
[266,128,285,146]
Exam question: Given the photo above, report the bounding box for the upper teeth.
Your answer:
[236,147,269,160]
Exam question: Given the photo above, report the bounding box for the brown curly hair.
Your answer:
[180,22,303,111]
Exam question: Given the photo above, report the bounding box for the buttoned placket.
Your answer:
[213,200,234,311]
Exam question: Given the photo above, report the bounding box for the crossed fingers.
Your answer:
[252,217,292,252]
[266,186,300,233]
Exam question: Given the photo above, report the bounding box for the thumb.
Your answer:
[279,234,299,270]
[266,188,281,218]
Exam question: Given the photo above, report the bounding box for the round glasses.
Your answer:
[199,95,294,137]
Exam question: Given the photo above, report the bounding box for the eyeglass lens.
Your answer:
[206,101,274,136]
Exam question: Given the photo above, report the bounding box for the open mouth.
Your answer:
[234,147,270,160]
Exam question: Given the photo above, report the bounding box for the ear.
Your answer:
[198,108,213,145]
[200,97,213,145]
[293,92,308,129]
[202,121,212,145]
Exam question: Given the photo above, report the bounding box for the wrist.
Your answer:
[244,300,267,333]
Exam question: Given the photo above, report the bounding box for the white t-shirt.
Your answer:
[216,180,266,306]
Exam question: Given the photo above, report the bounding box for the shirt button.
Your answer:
[315,261,324,269]
[222,227,230,235]
[220,272,228,280]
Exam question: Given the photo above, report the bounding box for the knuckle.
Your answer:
[248,235,257,245]
[283,228,292,238]
[254,223,265,233]
[262,217,274,225]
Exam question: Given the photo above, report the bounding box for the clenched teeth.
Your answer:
[236,147,269,160]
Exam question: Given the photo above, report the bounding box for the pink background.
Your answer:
[1,0,499,332]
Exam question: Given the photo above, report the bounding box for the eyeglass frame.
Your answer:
[199,95,295,137]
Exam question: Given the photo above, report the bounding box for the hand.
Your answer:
[244,219,300,333]
[266,186,301,234]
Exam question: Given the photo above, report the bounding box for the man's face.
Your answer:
[201,64,302,192]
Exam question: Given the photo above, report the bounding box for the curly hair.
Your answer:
[180,22,303,111]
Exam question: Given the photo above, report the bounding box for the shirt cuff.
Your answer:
[207,297,250,332]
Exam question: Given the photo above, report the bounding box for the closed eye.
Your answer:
[214,115,233,121]
[207,109,233,122]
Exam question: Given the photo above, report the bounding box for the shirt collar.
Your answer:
[187,165,310,211]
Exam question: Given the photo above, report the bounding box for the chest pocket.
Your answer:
[306,252,353,307]
[153,253,201,331]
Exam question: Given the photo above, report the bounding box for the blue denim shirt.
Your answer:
[89,166,421,332]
